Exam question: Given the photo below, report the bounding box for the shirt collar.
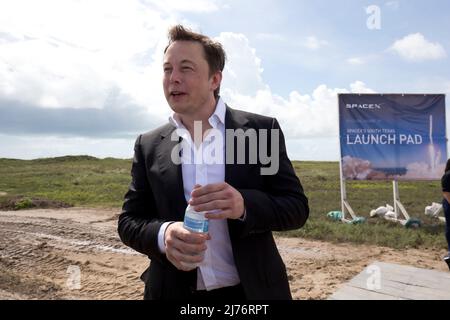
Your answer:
[169,97,226,129]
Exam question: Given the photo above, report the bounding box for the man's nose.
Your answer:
[170,69,182,83]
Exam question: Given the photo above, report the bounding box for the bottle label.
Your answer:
[184,215,209,233]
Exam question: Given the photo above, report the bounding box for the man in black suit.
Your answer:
[118,25,309,300]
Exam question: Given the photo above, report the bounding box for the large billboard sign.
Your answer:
[339,94,447,180]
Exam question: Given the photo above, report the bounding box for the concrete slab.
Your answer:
[329,261,450,300]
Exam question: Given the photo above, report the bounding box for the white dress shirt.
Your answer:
[157,97,241,291]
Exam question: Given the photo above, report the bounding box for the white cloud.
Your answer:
[145,0,221,13]
[347,57,366,65]
[389,33,447,62]
[346,54,379,66]
[223,81,374,140]
[347,57,366,66]
[284,137,339,161]
[304,36,328,50]
[217,32,267,96]
[218,32,375,140]
[0,0,179,117]
[0,6,374,161]
[350,81,376,93]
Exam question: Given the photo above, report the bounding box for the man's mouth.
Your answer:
[170,91,187,97]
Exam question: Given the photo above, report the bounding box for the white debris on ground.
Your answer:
[370,204,395,219]
[424,202,443,218]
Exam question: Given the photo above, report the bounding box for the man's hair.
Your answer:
[164,25,226,99]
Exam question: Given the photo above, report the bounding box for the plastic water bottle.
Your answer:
[181,204,208,270]
[183,204,209,233]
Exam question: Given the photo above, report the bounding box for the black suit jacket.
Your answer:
[118,106,309,300]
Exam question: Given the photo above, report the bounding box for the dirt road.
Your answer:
[0,208,448,300]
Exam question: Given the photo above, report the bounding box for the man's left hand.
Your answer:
[189,183,245,220]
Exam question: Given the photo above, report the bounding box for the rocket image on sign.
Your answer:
[428,114,441,172]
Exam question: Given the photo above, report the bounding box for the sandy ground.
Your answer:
[0,207,448,300]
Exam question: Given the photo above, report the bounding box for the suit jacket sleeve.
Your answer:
[117,134,165,263]
[236,118,309,237]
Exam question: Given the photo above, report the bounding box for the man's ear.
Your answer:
[210,71,222,91]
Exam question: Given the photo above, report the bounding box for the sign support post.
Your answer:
[339,159,357,223]
[384,180,410,225]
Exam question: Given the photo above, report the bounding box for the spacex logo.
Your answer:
[346,103,383,110]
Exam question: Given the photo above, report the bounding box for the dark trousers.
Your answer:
[443,199,450,252]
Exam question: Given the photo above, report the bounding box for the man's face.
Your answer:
[163,41,220,117]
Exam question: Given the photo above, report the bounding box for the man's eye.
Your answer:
[182,66,193,71]
[163,67,172,73]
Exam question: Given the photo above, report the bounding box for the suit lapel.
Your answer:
[224,106,249,189]
[224,106,250,239]
[156,125,187,221]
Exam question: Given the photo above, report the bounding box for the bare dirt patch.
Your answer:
[0,208,447,300]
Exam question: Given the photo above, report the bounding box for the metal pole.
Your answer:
[339,161,346,221]
[393,180,398,219]
[338,94,345,221]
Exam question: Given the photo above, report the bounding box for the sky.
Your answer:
[1,0,450,161]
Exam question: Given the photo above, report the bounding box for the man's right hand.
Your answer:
[164,222,209,271]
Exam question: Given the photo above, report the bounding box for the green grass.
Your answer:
[0,156,131,208]
[290,160,447,249]
[0,156,447,249]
